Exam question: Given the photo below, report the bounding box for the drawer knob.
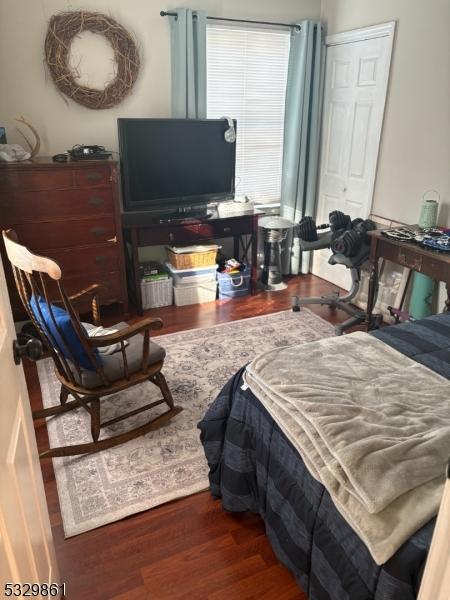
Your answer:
[223,227,231,234]
[86,172,103,182]
[91,227,106,236]
[168,232,174,242]
[88,196,104,206]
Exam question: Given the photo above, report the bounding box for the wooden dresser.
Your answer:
[0,157,128,319]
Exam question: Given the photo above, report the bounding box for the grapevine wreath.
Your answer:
[44,10,140,109]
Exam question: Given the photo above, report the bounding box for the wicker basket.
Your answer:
[167,248,217,270]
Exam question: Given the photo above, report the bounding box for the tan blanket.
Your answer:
[244,331,450,564]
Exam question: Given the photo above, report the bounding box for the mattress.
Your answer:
[199,313,450,599]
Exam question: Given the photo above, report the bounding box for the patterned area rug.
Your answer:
[37,309,333,537]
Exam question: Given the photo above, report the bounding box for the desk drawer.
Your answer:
[136,217,255,247]
[138,223,200,245]
[378,240,450,281]
[49,244,121,277]
[396,247,424,271]
[1,188,114,223]
[198,217,253,239]
[13,217,117,251]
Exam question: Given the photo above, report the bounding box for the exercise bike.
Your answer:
[292,211,382,335]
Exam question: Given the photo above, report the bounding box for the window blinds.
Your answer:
[207,25,290,203]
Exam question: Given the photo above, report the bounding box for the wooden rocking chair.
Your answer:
[3,229,182,459]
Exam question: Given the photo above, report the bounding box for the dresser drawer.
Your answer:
[13,217,117,251]
[0,169,73,192]
[47,272,123,305]
[74,166,110,187]
[1,188,114,223]
[49,244,121,277]
[7,270,123,317]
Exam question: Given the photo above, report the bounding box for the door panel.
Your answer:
[312,24,395,289]
[348,103,372,178]
[325,102,348,176]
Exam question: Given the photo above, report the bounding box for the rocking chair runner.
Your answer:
[2,229,182,459]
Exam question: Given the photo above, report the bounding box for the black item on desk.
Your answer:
[381,227,415,241]
[52,153,68,162]
[68,144,112,160]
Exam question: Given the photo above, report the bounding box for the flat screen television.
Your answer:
[118,118,236,214]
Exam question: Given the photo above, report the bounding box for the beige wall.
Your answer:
[2,0,448,226]
[0,0,320,157]
[321,0,450,224]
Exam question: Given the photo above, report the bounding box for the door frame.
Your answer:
[322,21,396,221]
[311,21,396,288]
[418,462,450,600]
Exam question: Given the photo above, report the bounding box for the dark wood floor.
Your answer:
[25,275,348,600]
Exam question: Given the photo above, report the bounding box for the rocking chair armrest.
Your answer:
[69,283,106,326]
[69,283,108,303]
[87,317,163,348]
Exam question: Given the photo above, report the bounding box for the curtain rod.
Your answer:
[160,11,301,31]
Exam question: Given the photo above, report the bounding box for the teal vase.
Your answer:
[409,272,434,319]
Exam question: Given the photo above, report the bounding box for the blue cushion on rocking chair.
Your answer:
[30,295,101,371]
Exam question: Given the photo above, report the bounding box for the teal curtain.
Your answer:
[281,21,324,274]
[169,8,207,118]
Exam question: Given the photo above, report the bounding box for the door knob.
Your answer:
[13,337,43,365]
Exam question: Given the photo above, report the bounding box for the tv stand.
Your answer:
[122,205,263,314]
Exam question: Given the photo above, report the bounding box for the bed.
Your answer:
[199,313,450,600]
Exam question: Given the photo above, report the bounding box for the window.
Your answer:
[207,25,290,203]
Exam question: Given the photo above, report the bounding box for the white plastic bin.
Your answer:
[173,280,217,306]
[165,262,217,286]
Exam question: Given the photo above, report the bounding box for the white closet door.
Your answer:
[312,23,395,289]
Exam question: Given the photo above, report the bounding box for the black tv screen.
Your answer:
[118,118,236,212]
